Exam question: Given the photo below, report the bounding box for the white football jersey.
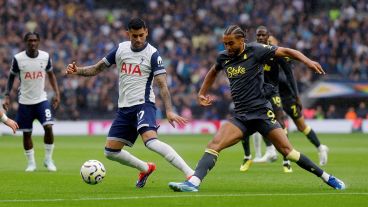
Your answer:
[102,41,166,108]
[10,50,52,104]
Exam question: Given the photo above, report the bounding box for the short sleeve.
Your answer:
[254,43,277,63]
[45,56,53,72]
[150,51,166,76]
[214,54,224,71]
[10,58,20,74]
[102,47,118,66]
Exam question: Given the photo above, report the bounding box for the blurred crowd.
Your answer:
[0,0,367,120]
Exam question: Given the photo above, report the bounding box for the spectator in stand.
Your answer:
[356,102,368,119]
[325,104,340,119]
[314,105,325,120]
[345,107,357,121]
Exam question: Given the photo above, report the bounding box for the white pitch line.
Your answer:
[0,192,367,203]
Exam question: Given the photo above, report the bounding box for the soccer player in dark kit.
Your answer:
[239,27,329,173]
[239,26,293,173]
[168,25,345,192]
[278,54,329,166]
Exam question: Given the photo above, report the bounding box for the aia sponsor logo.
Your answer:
[121,63,142,76]
[24,71,44,80]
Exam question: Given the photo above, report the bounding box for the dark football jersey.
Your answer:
[215,42,277,114]
[263,55,282,93]
[278,58,299,100]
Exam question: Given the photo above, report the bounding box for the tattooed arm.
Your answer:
[155,74,187,127]
[155,74,174,113]
[65,60,109,77]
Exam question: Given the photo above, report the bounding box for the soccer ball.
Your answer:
[80,160,106,185]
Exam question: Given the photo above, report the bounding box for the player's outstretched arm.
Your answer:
[198,65,218,106]
[0,112,18,134]
[155,74,188,128]
[275,47,325,75]
[65,60,108,77]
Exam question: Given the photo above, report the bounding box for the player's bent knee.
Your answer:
[286,149,300,162]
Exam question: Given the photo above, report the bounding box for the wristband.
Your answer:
[1,113,8,123]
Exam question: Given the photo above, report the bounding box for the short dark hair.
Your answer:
[127,18,147,30]
[256,25,268,33]
[23,32,40,42]
[224,25,246,39]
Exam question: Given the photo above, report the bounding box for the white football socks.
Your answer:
[25,148,36,165]
[244,155,252,160]
[104,150,148,172]
[253,132,262,158]
[145,139,194,177]
[321,171,330,182]
[188,176,201,186]
[44,144,54,161]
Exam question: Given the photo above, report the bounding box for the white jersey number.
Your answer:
[137,111,145,121]
[45,109,52,118]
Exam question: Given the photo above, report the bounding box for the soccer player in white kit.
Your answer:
[65,18,194,188]
[3,32,61,172]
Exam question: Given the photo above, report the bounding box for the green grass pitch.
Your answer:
[0,133,367,207]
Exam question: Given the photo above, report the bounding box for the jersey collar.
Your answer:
[235,43,246,57]
[131,42,148,52]
[26,50,39,58]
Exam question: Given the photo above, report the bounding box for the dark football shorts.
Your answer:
[267,93,286,128]
[282,97,303,120]
[16,100,54,132]
[107,102,159,147]
[230,107,282,138]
